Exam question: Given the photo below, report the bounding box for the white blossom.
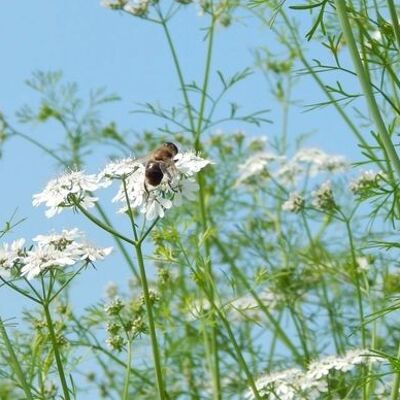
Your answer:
[79,245,113,262]
[174,151,213,176]
[104,151,211,220]
[0,239,26,277]
[0,229,112,280]
[282,192,305,213]
[21,245,77,280]
[101,0,125,9]
[311,180,336,211]
[33,171,109,218]
[229,289,282,320]
[349,170,384,195]
[123,0,150,15]
[236,152,281,185]
[294,148,347,174]
[248,349,378,400]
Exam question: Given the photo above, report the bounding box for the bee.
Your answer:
[142,142,179,190]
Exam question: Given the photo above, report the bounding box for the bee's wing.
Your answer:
[133,152,152,165]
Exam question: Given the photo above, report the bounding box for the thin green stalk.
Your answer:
[122,340,133,400]
[158,11,196,134]
[95,203,139,280]
[194,15,222,400]
[288,305,310,364]
[43,303,71,400]
[387,0,400,52]
[300,213,344,356]
[276,10,384,170]
[194,16,215,149]
[135,243,166,400]
[158,8,220,397]
[390,341,400,400]
[333,0,400,178]
[213,237,303,363]
[74,202,135,245]
[342,217,366,348]
[0,318,34,400]
[209,301,262,400]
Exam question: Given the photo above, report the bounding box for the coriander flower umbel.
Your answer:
[236,151,282,185]
[0,229,112,280]
[349,170,384,195]
[103,150,212,220]
[282,192,305,213]
[0,239,26,277]
[33,171,110,218]
[294,148,347,175]
[311,180,336,211]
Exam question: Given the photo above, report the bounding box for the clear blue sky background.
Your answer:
[0,2,362,320]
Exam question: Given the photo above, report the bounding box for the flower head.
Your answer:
[349,170,384,196]
[33,171,109,218]
[0,239,26,277]
[311,181,336,211]
[282,192,305,213]
[104,150,212,220]
[236,152,281,185]
[0,229,112,280]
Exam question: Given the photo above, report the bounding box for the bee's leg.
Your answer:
[159,164,178,192]
[144,181,151,196]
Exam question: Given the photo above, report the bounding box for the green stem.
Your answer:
[343,217,366,348]
[213,237,303,363]
[43,303,71,400]
[390,341,400,400]
[276,10,384,170]
[122,340,133,400]
[387,0,400,52]
[194,16,215,149]
[0,318,34,400]
[74,202,135,245]
[333,0,400,178]
[95,203,140,280]
[135,243,166,400]
[158,12,196,133]
[209,301,261,400]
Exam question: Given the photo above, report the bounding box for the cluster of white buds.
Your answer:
[0,229,111,280]
[33,150,212,221]
[282,192,305,213]
[248,349,379,400]
[349,170,384,195]
[311,181,336,212]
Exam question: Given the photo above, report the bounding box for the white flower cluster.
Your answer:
[311,180,336,211]
[293,148,347,175]
[349,170,384,195]
[236,147,347,186]
[0,229,112,280]
[228,289,282,320]
[282,192,305,213]
[108,151,211,220]
[101,0,150,16]
[33,150,211,221]
[33,171,109,218]
[236,152,282,185]
[248,349,378,400]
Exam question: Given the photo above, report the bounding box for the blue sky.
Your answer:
[0,1,363,318]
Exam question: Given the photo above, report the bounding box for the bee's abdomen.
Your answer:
[145,162,164,186]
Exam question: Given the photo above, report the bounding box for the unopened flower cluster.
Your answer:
[349,170,384,196]
[101,0,151,16]
[247,349,379,400]
[33,150,211,221]
[0,229,112,280]
[236,147,347,187]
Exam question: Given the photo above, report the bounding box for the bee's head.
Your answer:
[163,142,178,156]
